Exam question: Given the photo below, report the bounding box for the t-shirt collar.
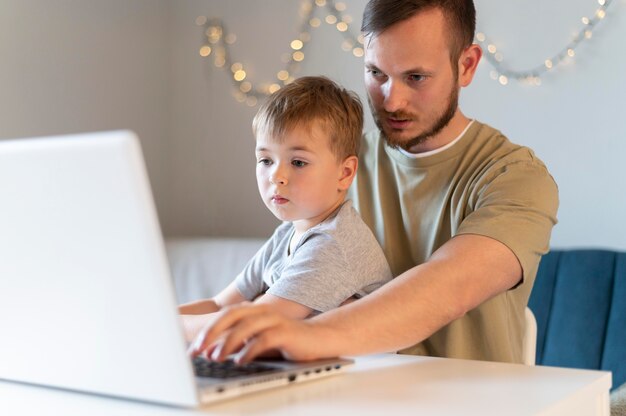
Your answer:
[397,120,475,159]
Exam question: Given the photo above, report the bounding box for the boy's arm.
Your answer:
[179,282,247,341]
[254,294,314,319]
[178,281,247,314]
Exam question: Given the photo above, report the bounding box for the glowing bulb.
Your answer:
[545,59,553,69]
[231,62,243,72]
[337,22,348,32]
[277,70,289,81]
[225,34,237,44]
[585,30,593,39]
[195,16,207,26]
[357,34,365,45]
[199,45,212,57]
[315,0,326,6]
[309,17,321,27]
[335,2,346,11]
[293,51,305,61]
[567,49,575,57]
[291,39,303,50]
[206,26,222,44]
[240,82,252,93]
[269,84,281,94]
[490,71,498,80]
[342,15,353,24]
[476,32,486,42]
[326,15,338,24]
[233,70,246,81]
[487,44,497,54]
[246,96,258,107]
[596,9,606,19]
[342,40,354,51]
[494,53,503,62]
[582,16,590,25]
[498,75,508,85]
[352,47,364,57]
[598,0,606,5]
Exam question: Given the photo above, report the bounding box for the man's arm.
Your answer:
[190,234,521,362]
[181,281,314,343]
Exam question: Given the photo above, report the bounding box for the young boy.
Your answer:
[179,76,392,344]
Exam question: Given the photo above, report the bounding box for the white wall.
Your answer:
[2,1,625,250]
[467,0,626,249]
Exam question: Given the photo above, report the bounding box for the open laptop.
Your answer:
[0,130,353,407]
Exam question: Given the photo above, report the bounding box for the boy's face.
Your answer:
[255,123,351,233]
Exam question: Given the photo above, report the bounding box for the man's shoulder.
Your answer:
[467,121,546,168]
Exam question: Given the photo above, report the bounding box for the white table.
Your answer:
[0,354,611,415]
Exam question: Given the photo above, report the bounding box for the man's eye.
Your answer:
[408,74,426,82]
[292,160,307,167]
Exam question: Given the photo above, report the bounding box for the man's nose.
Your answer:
[382,80,408,113]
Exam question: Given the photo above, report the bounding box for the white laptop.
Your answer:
[0,130,353,407]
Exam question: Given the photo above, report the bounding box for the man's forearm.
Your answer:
[309,234,522,356]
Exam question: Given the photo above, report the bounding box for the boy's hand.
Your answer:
[188,303,328,363]
[180,313,220,343]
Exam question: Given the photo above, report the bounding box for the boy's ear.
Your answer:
[338,155,358,191]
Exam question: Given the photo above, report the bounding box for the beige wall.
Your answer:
[0,0,172,220]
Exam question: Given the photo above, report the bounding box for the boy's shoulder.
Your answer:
[311,200,377,247]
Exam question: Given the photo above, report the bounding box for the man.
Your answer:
[190,0,558,364]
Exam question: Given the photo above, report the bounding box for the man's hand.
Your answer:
[188,302,328,364]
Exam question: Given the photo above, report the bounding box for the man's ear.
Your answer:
[338,155,358,191]
[457,43,482,87]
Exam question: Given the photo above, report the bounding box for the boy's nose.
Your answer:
[269,168,287,186]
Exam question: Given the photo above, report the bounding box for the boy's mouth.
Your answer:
[271,195,289,205]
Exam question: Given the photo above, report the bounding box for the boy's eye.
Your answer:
[257,158,272,166]
[292,160,307,168]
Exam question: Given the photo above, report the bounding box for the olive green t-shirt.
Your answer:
[349,121,559,363]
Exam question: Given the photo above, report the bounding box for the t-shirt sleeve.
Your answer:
[233,233,280,300]
[266,233,358,313]
[456,160,559,284]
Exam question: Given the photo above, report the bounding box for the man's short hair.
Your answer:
[361,0,476,64]
[252,76,363,160]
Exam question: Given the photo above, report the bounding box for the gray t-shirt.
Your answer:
[234,200,393,313]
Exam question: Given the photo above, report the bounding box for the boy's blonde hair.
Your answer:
[252,76,363,160]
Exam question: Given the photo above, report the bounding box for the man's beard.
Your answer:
[369,84,459,151]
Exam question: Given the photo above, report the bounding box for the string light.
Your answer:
[476,0,615,86]
[198,0,616,106]
[196,0,364,106]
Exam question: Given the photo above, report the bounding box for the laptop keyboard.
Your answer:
[192,357,281,379]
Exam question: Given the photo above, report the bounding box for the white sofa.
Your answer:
[165,237,264,304]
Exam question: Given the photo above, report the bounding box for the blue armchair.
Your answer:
[529,249,626,391]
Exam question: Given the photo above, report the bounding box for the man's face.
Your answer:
[364,8,460,152]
